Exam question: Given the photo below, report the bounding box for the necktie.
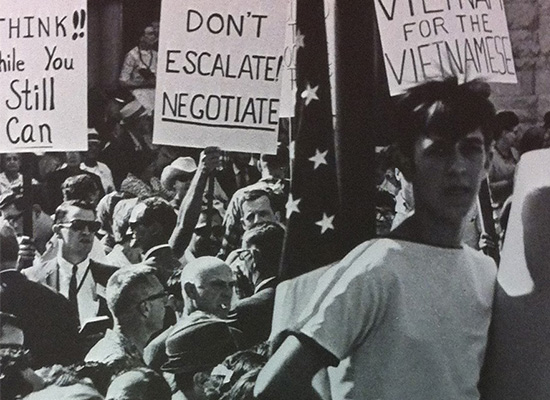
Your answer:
[69,264,79,318]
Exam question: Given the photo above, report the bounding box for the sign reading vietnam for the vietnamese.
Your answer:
[374,0,517,96]
[0,0,87,153]
[154,0,286,154]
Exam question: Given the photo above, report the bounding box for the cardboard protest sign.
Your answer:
[154,0,286,154]
[0,0,87,153]
[374,0,517,96]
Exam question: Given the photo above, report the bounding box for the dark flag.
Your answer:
[279,0,348,280]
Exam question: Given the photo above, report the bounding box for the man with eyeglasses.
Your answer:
[86,265,166,368]
[22,200,118,326]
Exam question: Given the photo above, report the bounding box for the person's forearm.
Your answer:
[169,169,208,258]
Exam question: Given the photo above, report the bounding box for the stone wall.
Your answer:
[490,0,550,127]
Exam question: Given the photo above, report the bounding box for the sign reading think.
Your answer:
[0,0,87,153]
[374,0,518,96]
[154,0,286,154]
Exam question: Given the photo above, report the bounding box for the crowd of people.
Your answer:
[2,22,550,400]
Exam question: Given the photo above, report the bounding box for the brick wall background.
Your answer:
[490,0,550,128]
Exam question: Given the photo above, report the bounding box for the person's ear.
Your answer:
[183,282,198,300]
[137,300,151,318]
[166,294,184,315]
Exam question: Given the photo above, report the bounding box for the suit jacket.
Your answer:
[228,277,278,349]
[22,258,118,320]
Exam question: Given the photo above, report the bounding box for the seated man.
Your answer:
[85,265,166,368]
[255,79,498,399]
[228,221,285,348]
[22,200,118,326]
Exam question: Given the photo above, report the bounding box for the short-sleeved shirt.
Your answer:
[298,238,496,400]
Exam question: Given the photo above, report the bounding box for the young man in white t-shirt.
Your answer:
[255,78,498,400]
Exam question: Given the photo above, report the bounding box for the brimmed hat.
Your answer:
[160,157,198,191]
[120,99,147,121]
[162,319,238,375]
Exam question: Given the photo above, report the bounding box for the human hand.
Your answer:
[16,235,36,270]
[199,146,222,175]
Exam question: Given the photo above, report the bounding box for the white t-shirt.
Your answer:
[298,238,496,400]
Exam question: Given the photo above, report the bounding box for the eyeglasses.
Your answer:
[58,220,101,233]
[138,291,168,305]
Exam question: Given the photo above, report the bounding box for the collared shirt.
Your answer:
[57,255,99,324]
[85,328,145,368]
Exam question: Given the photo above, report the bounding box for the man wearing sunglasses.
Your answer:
[23,200,118,326]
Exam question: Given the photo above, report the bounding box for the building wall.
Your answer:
[490,0,550,126]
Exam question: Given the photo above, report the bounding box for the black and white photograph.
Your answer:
[1,0,549,399]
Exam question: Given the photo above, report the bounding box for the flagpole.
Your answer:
[333,0,378,244]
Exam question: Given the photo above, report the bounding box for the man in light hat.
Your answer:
[80,129,115,194]
[160,156,198,209]
[101,99,154,188]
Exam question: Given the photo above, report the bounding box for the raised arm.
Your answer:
[169,147,222,258]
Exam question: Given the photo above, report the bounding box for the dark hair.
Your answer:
[518,126,545,155]
[241,222,285,278]
[242,189,284,216]
[203,350,267,400]
[395,78,495,179]
[138,197,177,242]
[62,174,100,202]
[544,111,550,128]
[54,200,95,224]
[219,368,261,400]
[494,111,519,140]
[260,143,289,169]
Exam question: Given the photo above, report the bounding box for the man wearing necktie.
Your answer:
[23,200,118,326]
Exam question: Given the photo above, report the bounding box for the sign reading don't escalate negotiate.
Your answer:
[154,0,286,154]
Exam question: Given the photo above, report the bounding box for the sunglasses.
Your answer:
[58,220,101,233]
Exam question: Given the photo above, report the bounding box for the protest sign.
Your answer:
[154,0,286,154]
[374,0,517,96]
[0,0,87,153]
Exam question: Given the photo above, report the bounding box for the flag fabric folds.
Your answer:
[279,0,348,281]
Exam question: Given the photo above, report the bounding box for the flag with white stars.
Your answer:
[279,0,348,280]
